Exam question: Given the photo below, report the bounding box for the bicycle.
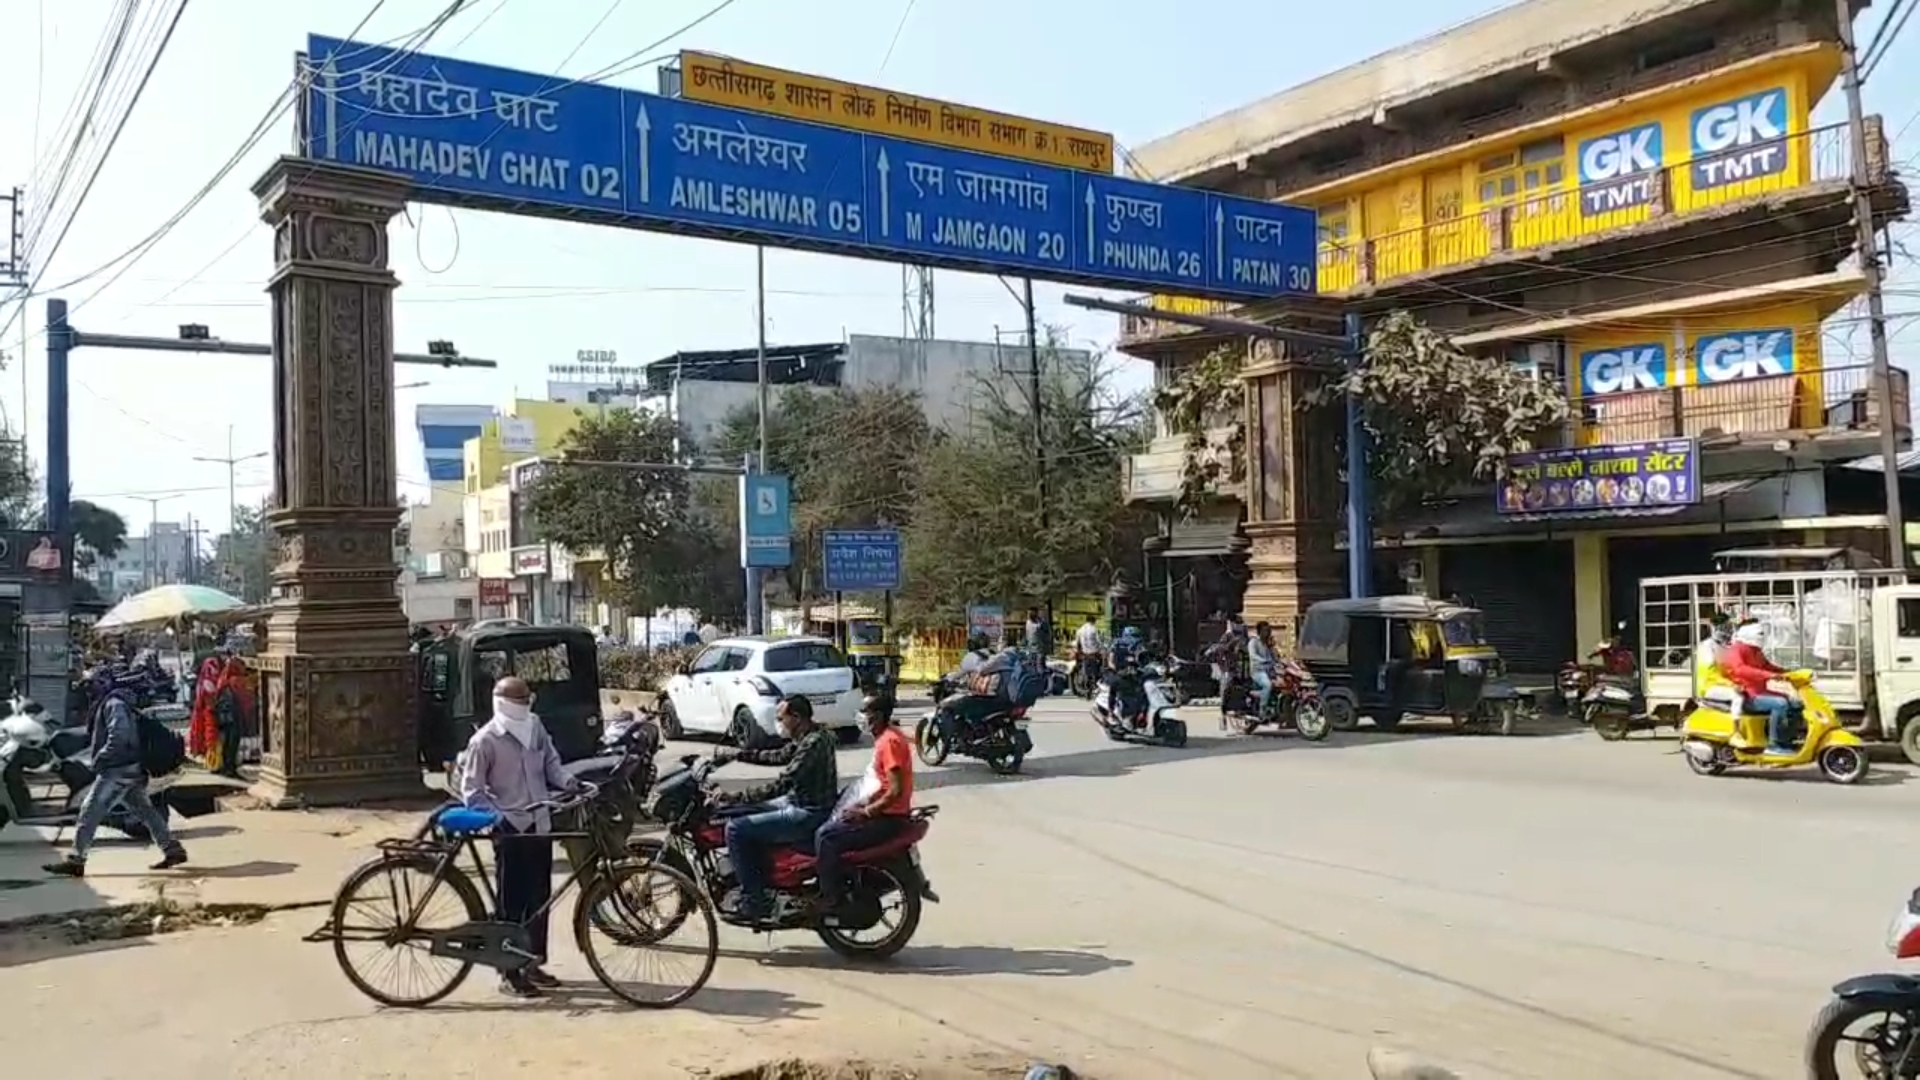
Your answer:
[312,762,718,1009]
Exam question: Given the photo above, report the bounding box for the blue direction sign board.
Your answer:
[738,474,791,569]
[302,35,1317,302]
[821,530,902,592]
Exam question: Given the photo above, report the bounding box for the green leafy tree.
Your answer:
[1158,311,1570,516]
[523,408,716,617]
[211,500,273,603]
[1311,309,1570,513]
[712,386,931,600]
[896,338,1154,626]
[69,500,127,568]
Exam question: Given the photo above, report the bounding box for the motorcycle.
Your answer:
[1561,628,1652,740]
[631,751,939,959]
[1681,670,1869,784]
[915,693,1034,774]
[1805,885,1920,1077]
[1221,659,1329,740]
[1090,664,1188,747]
[1068,650,1104,699]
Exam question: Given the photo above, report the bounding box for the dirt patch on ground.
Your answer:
[0,898,299,965]
[709,1061,1077,1080]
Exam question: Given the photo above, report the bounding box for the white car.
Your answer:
[658,636,865,747]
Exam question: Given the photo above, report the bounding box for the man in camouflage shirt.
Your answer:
[719,694,840,920]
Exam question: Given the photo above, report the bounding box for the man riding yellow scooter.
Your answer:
[1680,616,1870,784]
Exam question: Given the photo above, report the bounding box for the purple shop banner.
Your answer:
[1496,438,1699,515]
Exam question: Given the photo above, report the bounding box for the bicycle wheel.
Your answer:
[574,860,717,1009]
[330,853,486,1008]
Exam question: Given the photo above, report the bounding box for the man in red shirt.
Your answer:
[813,692,914,919]
[1722,619,1803,754]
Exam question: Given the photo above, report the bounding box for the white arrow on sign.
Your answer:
[320,58,341,160]
[1214,203,1225,279]
[1084,184,1097,262]
[876,147,890,237]
[635,104,652,205]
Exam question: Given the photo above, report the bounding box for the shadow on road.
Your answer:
[740,943,1130,979]
[435,981,820,1022]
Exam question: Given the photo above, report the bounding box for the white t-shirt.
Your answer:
[958,650,985,674]
[1075,623,1104,653]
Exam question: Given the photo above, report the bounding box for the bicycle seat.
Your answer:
[433,806,501,835]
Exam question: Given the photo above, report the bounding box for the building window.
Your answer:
[1639,35,1715,71]
[1477,138,1565,211]
[1317,205,1351,247]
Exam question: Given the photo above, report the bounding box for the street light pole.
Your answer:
[127,493,184,590]
[192,424,269,537]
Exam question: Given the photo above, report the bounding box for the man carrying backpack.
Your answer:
[44,665,186,877]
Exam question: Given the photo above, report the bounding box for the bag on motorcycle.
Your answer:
[135,712,187,777]
[964,650,1045,708]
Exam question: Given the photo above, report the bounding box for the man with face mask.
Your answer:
[458,675,581,997]
[1722,619,1804,756]
[716,694,840,922]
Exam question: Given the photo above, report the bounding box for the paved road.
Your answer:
[5,702,1917,1078]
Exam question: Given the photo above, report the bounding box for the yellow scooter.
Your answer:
[1680,670,1870,784]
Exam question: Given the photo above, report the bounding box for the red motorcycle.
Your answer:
[1224,658,1328,740]
[631,751,940,960]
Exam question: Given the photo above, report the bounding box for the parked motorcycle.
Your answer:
[1805,885,1920,1077]
[1090,664,1188,747]
[1221,659,1329,740]
[915,694,1034,774]
[1560,625,1654,739]
[630,751,939,959]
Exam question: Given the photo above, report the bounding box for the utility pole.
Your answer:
[127,494,183,590]
[749,246,770,636]
[1836,0,1907,569]
[193,424,268,537]
[1022,278,1049,624]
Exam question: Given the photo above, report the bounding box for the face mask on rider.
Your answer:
[493,695,536,744]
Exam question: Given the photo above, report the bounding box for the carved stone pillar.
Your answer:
[248,157,422,807]
[1239,336,1345,646]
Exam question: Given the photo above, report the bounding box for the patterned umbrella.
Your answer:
[96,584,246,632]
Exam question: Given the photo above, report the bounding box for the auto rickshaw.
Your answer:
[845,617,900,692]
[1294,596,1524,735]
[415,621,605,769]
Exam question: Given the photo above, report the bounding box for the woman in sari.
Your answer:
[208,658,253,777]
[187,652,227,762]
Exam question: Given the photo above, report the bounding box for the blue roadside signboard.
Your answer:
[821,529,902,592]
[738,474,792,568]
[301,35,1317,301]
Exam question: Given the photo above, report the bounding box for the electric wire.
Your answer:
[1860,0,1914,81]
[0,2,471,344]
[24,1,145,256]
[21,1,193,301]
[24,1,138,220]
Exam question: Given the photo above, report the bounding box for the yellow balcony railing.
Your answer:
[1568,359,1907,446]
[1124,118,1881,345]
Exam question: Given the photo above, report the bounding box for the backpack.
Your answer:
[135,710,187,777]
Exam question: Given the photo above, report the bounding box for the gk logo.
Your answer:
[1691,91,1785,154]
[1579,124,1662,181]
[1580,345,1667,396]
[1695,330,1795,384]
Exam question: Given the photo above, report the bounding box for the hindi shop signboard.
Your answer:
[1496,438,1699,516]
[300,36,1317,302]
[673,52,1114,174]
[822,530,903,593]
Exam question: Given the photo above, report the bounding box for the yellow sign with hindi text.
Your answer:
[675,51,1115,174]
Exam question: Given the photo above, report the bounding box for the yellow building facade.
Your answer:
[1118,1,1907,672]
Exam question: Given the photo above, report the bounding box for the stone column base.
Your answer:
[249,652,426,808]
[1241,520,1343,644]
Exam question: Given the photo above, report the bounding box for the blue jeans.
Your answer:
[72,768,180,861]
[1252,670,1275,716]
[724,795,828,914]
[1748,692,1803,749]
[814,814,905,906]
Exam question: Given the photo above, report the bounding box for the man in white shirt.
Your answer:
[1073,615,1107,691]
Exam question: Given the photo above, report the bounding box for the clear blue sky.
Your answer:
[1,0,1916,538]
